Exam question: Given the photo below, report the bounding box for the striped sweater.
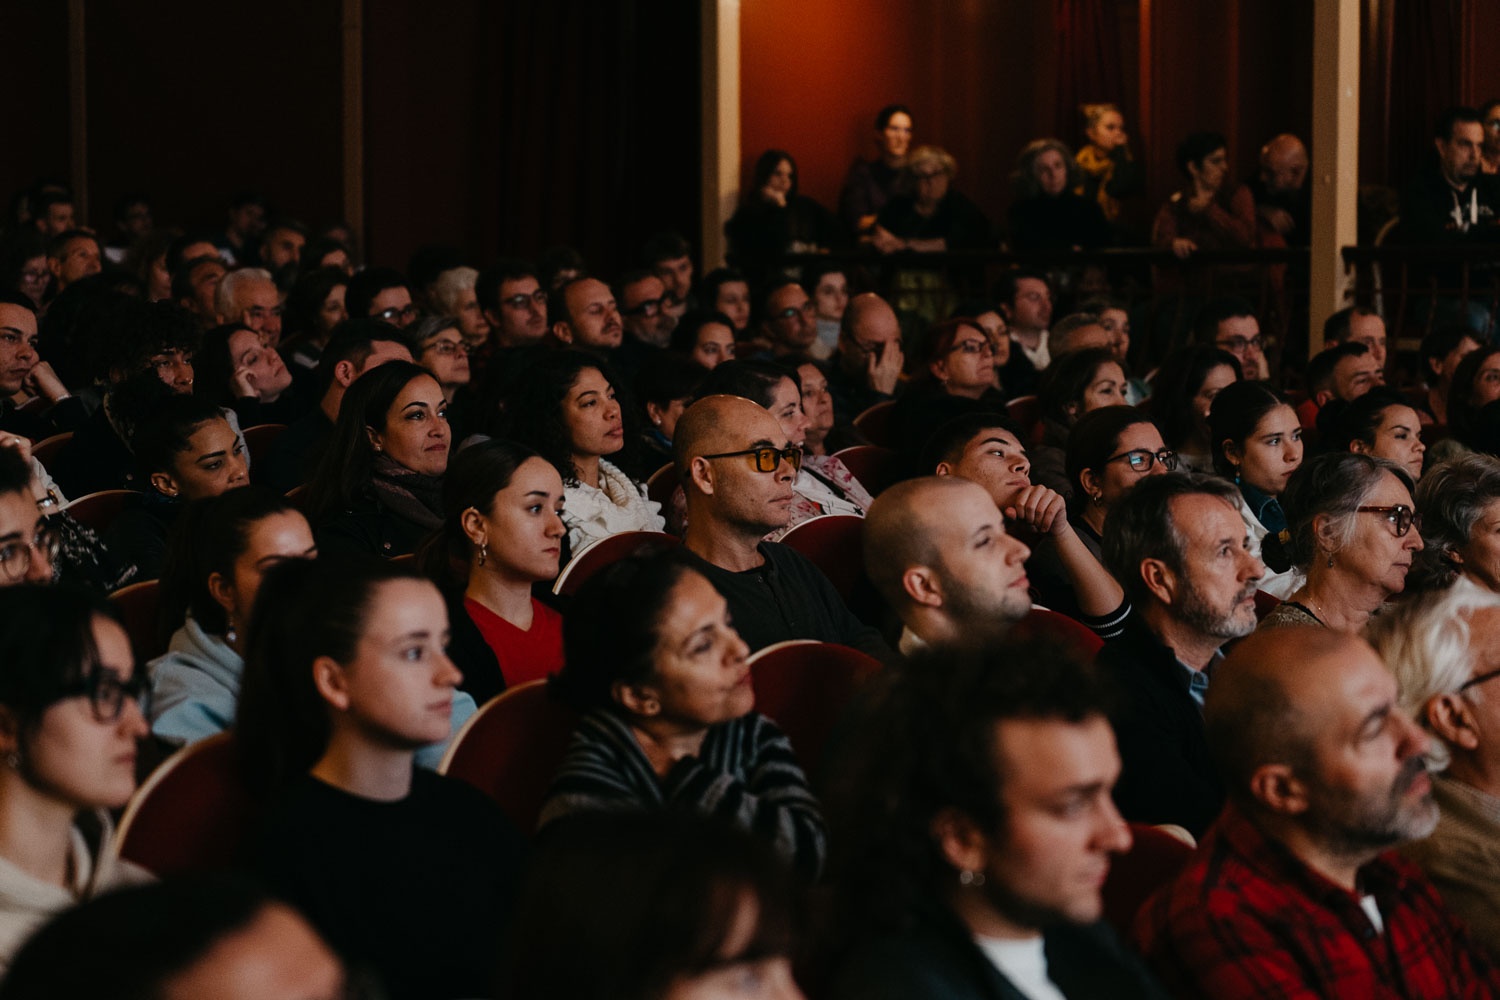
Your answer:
[538,709,827,878]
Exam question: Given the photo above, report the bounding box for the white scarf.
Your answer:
[562,459,665,552]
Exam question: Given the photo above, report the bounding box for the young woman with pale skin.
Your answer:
[1328,387,1427,483]
[1068,410,1176,547]
[1028,347,1130,500]
[669,312,737,371]
[702,269,752,338]
[0,587,151,969]
[1209,382,1305,597]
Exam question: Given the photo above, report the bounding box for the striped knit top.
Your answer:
[538,709,827,879]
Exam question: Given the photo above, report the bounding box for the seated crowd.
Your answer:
[3,101,1500,1000]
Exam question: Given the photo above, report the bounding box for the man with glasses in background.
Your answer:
[613,269,677,380]
[346,267,419,331]
[1194,296,1269,380]
[476,259,549,349]
[1099,472,1265,838]
[760,278,819,358]
[672,393,890,658]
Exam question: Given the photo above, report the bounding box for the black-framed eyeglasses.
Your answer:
[1105,448,1178,473]
[59,669,147,724]
[774,302,815,321]
[1216,335,1263,353]
[1357,504,1421,537]
[1460,666,1500,694]
[623,297,664,318]
[700,445,803,474]
[949,339,994,357]
[424,339,468,357]
[375,304,420,323]
[501,289,548,309]
[0,523,60,582]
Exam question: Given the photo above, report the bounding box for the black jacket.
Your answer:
[1096,620,1223,838]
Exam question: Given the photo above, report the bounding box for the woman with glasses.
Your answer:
[1209,381,1305,598]
[501,350,663,557]
[1030,346,1131,501]
[403,316,472,444]
[0,585,152,971]
[147,487,320,752]
[540,548,826,879]
[1410,454,1500,594]
[238,555,515,1000]
[1260,453,1424,631]
[686,360,871,540]
[1065,405,1176,562]
[303,362,450,560]
[724,149,843,289]
[889,318,1009,459]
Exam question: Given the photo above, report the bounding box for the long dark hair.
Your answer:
[1146,345,1242,451]
[0,585,117,737]
[1039,346,1118,426]
[1450,345,1500,446]
[303,360,437,521]
[419,438,543,589]
[235,554,416,796]
[748,149,797,201]
[501,349,629,486]
[157,486,301,646]
[1206,380,1291,479]
[191,324,254,407]
[1064,405,1157,514]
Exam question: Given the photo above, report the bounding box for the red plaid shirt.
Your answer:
[1133,802,1500,999]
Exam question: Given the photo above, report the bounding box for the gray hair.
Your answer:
[1280,452,1412,570]
[213,266,274,321]
[1366,577,1500,769]
[405,314,460,353]
[429,265,478,318]
[1412,454,1500,591]
[1012,138,1082,199]
[1050,312,1104,355]
[1101,472,1241,609]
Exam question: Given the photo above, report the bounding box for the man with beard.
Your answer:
[863,476,1033,654]
[549,277,622,355]
[1135,626,1500,999]
[1099,473,1264,838]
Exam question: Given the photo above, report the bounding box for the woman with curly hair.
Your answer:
[1008,137,1112,252]
[501,350,663,554]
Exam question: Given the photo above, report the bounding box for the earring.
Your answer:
[225,614,238,644]
[652,417,662,427]
[1327,553,1335,568]
[5,749,20,770]
[478,542,488,566]
[959,870,986,887]
[1233,469,1241,486]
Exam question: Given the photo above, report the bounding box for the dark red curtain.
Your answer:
[1053,0,1128,144]
[1385,0,1464,189]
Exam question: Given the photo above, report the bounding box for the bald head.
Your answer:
[1259,134,1309,195]
[865,477,981,607]
[673,394,785,477]
[1205,626,1374,798]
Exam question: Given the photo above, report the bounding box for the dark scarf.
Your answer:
[369,453,444,530]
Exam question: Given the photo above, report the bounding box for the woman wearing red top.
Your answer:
[424,439,567,706]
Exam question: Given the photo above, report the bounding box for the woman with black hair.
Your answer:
[507,811,804,1000]
[540,549,826,878]
[147,486,316,750]
[634,352,708,476]
[1064,405,1175,560]
[279,266,347,375]
[303,361,450,559]
[0,586,151,971]
[667,310,737,371]
[239,555,514,1000]
[501,350,663,553]
[1321,386,1427,483]
[1145,346,1242,474]
[1029,346,1130,500]
[192,323,300,427]
[725,149,843,287]
[422,439,567,707]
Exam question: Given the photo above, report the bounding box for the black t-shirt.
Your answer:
[252,769,527,1000]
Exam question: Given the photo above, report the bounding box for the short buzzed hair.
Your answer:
[863,477,972,612]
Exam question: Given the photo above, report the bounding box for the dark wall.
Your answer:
[0,4,72,219]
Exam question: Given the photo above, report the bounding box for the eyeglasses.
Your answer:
[1105,448,1179,473]
[59,669,147,724]
[425,340,468,357]
[623,297,664,318]
[375,304,420,323]
[1216,335,1263,353]
[774,302,815,321]
[1486,120,1500,132]
[700,445,803,474]
[1357,504,1421,537]
[0,523,60,581]
[949,339,994,357]
[502,289,548,309]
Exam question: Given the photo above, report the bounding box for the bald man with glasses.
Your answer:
[673,394,890,657]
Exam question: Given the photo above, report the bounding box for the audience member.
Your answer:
[759,277,819,358]
[1100,473,1263,836]
[1483,99,1500,175]
[998,271,1055,371]
[725,149,843,287]
[872,145,993,254]
[476,258,549,350]
[614,268,676,378]
[1153,131,1258,264]
[1323,304,1389,373]
[256,218,306,280]
[1298,340,1381,429]
[701,266,752,338]
[789,354,840,460]
[1322,386,1427,483]
[428,265,490,352]
[1374,581,1500,960]
[215,192,266,265]
[673,394,889,656]
[1009,138,1112,252]
[1029,347,1129,500]
[1207,380,1305,597]
[1146,346,1241,473]
[238,555,505,1000]
[0,292,81,441]
[278,266,347,375]
[827,292,905,425]
[193,323,300,427]
[1399,106,1500,246]
[1193,296,1269,381]
[888,317,1008,459]
[303,361,450,559]
[259,318,411,493]
[0,450,56,588]
[541,548,826,877]
[172,253,228,330]
[1075,103,1144,226]
[1247,133,1311,245]
[1136,625,1500,999]
[667,309,736,371]
[828,640,1166,1000]
[501,350,663,553]
[803,260,851,359]
[44,231,102,297]
[426,439,566,706]
[642,231,696,314]
[507,811,804,1000]
[863,476,1033,653]
[0,876,348,1000]
[403,315,472,440]
[1410,453,1500,593]
[0,586,150,972]
[1419,324,1483,425]
[28,191,75,239]
[345,267,417,329]
[148,487,315,748]
[1440,345,1500,460]
[840,103,914,238]
[1064,406,1176,559]
[634,352,706,474]
[549,276,624,354]
[214,267,283,349]
[1260,453,1423,630]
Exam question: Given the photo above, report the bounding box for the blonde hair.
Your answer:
[1080,103,1121,131]
[905,145,957,181]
